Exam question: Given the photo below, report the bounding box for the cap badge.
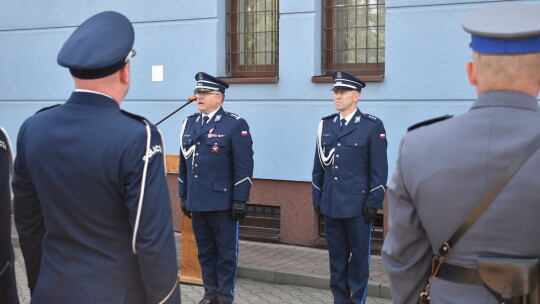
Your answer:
[198,73,203,80]
[337,71,342,78]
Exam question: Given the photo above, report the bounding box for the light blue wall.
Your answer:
[1,0,536,182]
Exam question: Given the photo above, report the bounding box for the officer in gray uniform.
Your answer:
[13,12,180,303]
[312,71,388,304]
[0,128,19,304]
[382,3,540,303]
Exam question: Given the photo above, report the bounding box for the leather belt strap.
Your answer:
[437,262,483,285]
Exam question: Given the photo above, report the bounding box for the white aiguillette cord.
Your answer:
[317,120,335,168]
[179,117,197,167]
[132,121,151,254]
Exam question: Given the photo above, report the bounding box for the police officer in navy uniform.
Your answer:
[312,71,388,304]
[382,3,540,304]
[12,11,180,304]
[179,72,254,304]
[0,127,19,304]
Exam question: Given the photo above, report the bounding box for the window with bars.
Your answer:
[239,205,280,241]
[323,0,385,77]
[227,0,279,78]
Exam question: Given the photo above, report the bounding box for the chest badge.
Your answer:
[211,145,220,154]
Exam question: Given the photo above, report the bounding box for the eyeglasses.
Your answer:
[194,91,221,97]
[124,50,137,63]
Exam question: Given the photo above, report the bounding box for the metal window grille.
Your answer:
[323,0,385,77]
[227,0,279,77]
[239,205,280,240]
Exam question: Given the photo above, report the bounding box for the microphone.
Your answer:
[155,96,197,126]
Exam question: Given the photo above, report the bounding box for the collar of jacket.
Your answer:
[66,91,119,109]
[471,90,539,112]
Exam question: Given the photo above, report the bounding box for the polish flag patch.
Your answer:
[242,131,248,136]
[380,134,386,139]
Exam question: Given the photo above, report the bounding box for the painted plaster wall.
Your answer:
[2,0,536,182]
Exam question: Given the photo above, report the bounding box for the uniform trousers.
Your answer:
[324,215,371,304]
[192,210,239,303]
[0,259,19,304]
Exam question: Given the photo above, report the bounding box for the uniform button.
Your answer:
[197,142,200,145]
[224,188,227,191]
[194,175,198,178]
[214,142,218,145]
[335,166,339,169]
[354,143,358,146]
[334,177,338,181]
[194,164,198,167]
[195,153,199,156]
[337,143,341,147]
[336,154,340,158]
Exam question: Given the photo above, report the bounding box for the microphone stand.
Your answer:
[155,96,197,126]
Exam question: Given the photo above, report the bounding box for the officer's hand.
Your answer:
[180,196,191,219]
[232,201,246,221]
[364,206,378,224]
[313,204,321,216]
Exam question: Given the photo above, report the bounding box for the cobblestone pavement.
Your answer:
[14,247,390,304]
[236,237,388,285]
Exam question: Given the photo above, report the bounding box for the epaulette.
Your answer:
[225,112,241,120]
[321,113,338,120]
[120,110,151,124]
[408,115,453,132]
[363,113,379,122]
[35,104,60,114]
[187,112,199,118]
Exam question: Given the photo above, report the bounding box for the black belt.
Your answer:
[437,262,483,285]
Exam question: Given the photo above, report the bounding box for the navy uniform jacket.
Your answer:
[312,109,388,218]
[179,107,253,211]
[0,128,19,304]
[13,92,180,304]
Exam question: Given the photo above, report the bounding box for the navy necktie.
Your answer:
[202,116,209,127]
[340,118,346,131]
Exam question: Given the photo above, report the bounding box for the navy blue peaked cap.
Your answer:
[57,11,136,79]
[331,71,366,92]
[194,72,230,93]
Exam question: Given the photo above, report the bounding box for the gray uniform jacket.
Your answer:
[382,90,540,304]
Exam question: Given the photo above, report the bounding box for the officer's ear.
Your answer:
[466,61,477,86]
[119,62,130,85]
[354,90,361,102]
